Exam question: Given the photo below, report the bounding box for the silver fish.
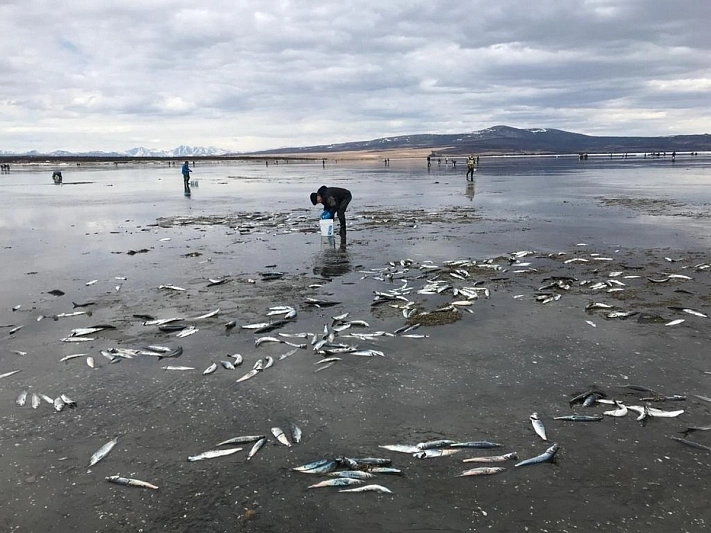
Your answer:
[31,393,41,409]
[175,326,198,338]
[9,326,24,335]
[15,390,28,406]
[53,397,65,412]
[309,478,364,489]
[271,427,292,447]
[220,360,235,370]
[230,353,244,366]
[449,441,503,449]
[255,336,282,347]
[89,437,119,467]
[379,444,420,454]
[236,369,260,383]
[291,423,302,443]
[158,284,186,291]
[413,449,460,459]
[60,394,77,408]
[327,470,375,479]
[60,353,88,362]
[462,452,518,463]
[671,436,711,452]
[553,415,603,422]
[203,362,218,375]
[61,336,95,342]
[0,369,22,379]
[291,459,338,474]
[106,475,158,490]
[187,447,242,462]
[530,412,547,441]
[339,484,392,494]
[458,466,506,477]
[515,443,559,467]
[263,356,274,369]
[416,439,457,450]
[38,393,54,404]
[188,308,220,320]
[216,435,265,446]
[604,402,628,417]
[162,366,195,371]
[247,437,267,460]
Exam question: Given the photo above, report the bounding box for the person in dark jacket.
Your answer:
[310,185,352,237]
[181,161,192,194]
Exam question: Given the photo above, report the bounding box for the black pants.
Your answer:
[183,175,190,192]
[466,167,474,180]
[335,194,352,236]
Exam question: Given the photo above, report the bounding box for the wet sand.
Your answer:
[1,156,711,532]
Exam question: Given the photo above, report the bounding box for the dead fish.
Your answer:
[61,337,95,342]
[255,336,283,347]
[585,302,614,310]
[457,466,506,477]
[604,402,628,417]
[89,437,119,467]
[291,423,303,444]
[187,448,242,462]
[106,475,158,490]
[338,484,392,494]
[553,415,604,422]
[247,437,267,460]
[413,449,460,459]
[462,452,518,463]
[60,353,88,363]
[271,427,292,447]
[38,393,54,404]
[224,320,237,329]
[449,441,504,449]
[207,279,229,287]
[671,437,711,452]
[514,443,559,467]
[646,407,684,418]
[53,397,65,412]
[665,319,685,326]
[309,478,364,489]
[158,284,186,291]
[188,308,220,320]
[60,394,77,408]
[175,326,198,338]
[15,390,27,406]
[379,444,420,454]
[9,325,23,335]
[161,366,195,371]
[31,393,41,409]
[530,412,547,441]
[230,353,244,366]
[48,289,65,296]
[220,360,235,370]
[203,362,218,375]
[0,369,22,379]
[216,435,265,446]
[86,356,96,369]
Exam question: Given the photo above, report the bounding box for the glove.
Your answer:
[320,210,333,220]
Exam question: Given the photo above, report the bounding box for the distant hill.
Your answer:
[251,125,711,156]
[0,145,227,158]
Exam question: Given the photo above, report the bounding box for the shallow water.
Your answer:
[1,155,711,533]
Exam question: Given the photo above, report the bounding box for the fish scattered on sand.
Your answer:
[271,427,292,447]
[309,478,364,489]
[458,466,506,477]
[515,443,559,467]
[247,437,267,460]
[89,437,119,467]
[188,448,242,462]
[203,362,218,375]
[339,484,392,494]
[462,452,518,463]
[530,412,547,441]
[106,475,158,490]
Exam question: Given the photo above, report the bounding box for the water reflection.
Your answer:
[465,180,475,201]
[313,236,351,278]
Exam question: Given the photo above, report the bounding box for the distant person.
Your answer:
[427,155,431,169]
[181,160,192,194]
[310,185,352,239]
[466,154,476,181]
[672,151,676,162]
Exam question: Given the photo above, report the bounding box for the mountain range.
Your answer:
[2,126,710,158]
[256,125,711,155]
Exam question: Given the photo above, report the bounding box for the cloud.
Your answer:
[1,0,710,152]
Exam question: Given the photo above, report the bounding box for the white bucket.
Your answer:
[319,219,334,237]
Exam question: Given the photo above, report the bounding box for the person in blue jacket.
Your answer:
[310,185,352,238]
[181,161,192,194]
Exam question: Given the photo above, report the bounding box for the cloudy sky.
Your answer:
[1,0,709,153]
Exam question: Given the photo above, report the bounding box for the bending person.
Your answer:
[310,185,352,237]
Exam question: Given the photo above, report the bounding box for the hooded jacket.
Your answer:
[317,186,352,216]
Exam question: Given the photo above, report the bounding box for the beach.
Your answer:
[1,154,710,533]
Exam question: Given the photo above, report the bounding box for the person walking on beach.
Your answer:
[466,154,476,181]
[310,185,352,239]
[181,161,192,194]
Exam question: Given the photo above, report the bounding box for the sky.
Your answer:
[1,0,710,153]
